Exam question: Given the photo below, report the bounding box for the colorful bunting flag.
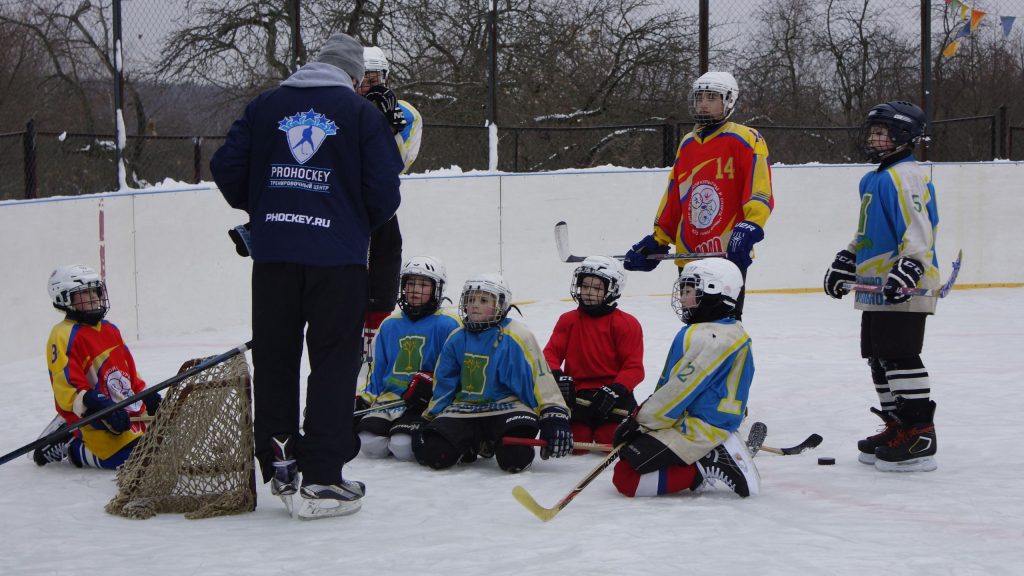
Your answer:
[942,40,961,58]
[959,2,970,20]
[1001,16,1016,38]
[954,23,972,39]
[970,9,987,32]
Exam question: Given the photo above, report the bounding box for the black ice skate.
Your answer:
[270,434,300,514]
[875,401,937,473]
[694,433,760,497]
[297,479,365,520]
[32,423,71,466]
[857,407,900,465]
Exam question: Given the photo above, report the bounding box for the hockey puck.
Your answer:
[818,457,836,466]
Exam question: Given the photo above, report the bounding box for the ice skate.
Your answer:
[297,479,365,520]
[695,432,760,497]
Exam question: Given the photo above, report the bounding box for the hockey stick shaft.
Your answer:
[502,436,613,452]
[555,221,723,263]
[354,399,405,417]
[0,340,253,468]
[512,444,623,522]
[842,249,963,298]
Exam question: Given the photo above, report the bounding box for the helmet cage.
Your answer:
[569,256,624,309]
[398,256,447,318]
[861,101,928,162]
[459,276,511,332]
[689,72,739,126]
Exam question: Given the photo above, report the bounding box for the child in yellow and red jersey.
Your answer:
[34,265,159,469]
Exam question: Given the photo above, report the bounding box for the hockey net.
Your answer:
[105,354,256,520]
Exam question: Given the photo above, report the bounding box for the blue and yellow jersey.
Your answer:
[637,319,753,442]
[45,318,147,459]
[359,309,461,404]
[653,121,773,265]
[850,156,940,313]
[425,318,566,418]
[396,100,422,174]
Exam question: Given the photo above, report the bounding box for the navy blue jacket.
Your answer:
[211,63,403,266]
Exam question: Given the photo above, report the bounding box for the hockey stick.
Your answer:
[0,340,253,468]
[554,221,724,263]
[758,434,823,455]
[502,436,613,452]
[354,399,405,417]
[512,444,624,522]
[842,249,962,298]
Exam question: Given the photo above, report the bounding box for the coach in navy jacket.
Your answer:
[211,32,402,505]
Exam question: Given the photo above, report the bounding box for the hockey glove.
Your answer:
[403,371,435,415]
[623,235,669,272]
[538,406,573,459]
[823,249,857,299]
[82,390,131,434]
[365,85,407,135]
[726,221,764,272]
[612,409,642,447]
[884,257,925,304]
[228,222,252,258]
[551,370,576,410]
[353,396,371,426]
[589,383,635,421]
[142,391,162,416]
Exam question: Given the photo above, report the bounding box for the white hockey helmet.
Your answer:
[689,71,739,126]
[399,255,447,317]
[570,256,626,308]
[671,257,743,323]
[459,273,512,332]
[48,264,109,323]
[363,46,390,81]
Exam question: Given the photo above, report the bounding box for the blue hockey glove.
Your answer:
[726,221,764,272]
[228,222,252,258]
[82,390,131,434]
[884,257,924,304]
[823,249,857,299]
[142,391,162,416]
[538,406,573,459]
[623,235,669,272]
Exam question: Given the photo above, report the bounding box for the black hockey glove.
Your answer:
[228,222,252,258]
[538,406,573,459]
[353,396,371,426]
[823,249,857,299]
[402,371,434,414]
[551,370,575,410]
[589,383,635,421]
[726,221,764,272]
[612,409,642,447]
[884,257,924,304]
[623,235,668,272]
[82,390,131,434]
[364,85,407,135]
[142,391,162,416]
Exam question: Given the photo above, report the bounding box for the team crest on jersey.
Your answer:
[689,183,721,230]
[278,109,338,165]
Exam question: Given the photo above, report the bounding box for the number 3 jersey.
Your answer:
[45,318,147,459]
[637,319,754,440]
[652,122,773,262]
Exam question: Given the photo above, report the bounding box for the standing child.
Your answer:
[611,258,759,498]
[36,265,159,469]
[414,274,572,472]
[356,256,460,461]
[823,100,940,473]
[543,256,643,451]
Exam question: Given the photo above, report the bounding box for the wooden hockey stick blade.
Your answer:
[502,436,613,452]
[843,249,963,298]
[760,433,823,456]
[512,445,623,522]
[746,422,768,456]
[555,221,724,263]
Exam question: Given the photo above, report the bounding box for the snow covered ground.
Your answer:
[2,288,1022,575]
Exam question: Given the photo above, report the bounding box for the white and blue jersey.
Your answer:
[359,310,461,404]
[850,156,940,313]
[425,318,566,419]
[395,100,422,174]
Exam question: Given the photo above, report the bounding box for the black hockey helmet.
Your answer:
[861,101,928,162]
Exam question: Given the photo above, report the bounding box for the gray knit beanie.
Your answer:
[314,33,364,83]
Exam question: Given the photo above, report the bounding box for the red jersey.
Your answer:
[652,121,773,264]
[543,308,644,392]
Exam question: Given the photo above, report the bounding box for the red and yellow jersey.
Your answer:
[652,122,773,265]
[45,318,147,459]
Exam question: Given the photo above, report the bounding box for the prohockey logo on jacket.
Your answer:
[278,109,337,164]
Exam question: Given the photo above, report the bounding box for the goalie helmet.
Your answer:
[861,100,928,163]
[671,258,743,324]
[363,46,390,82]
[570,256,626,309]
[48,264,109,324]
[689,71,739,126]
[459,273,512,332]
[399,256,447,318]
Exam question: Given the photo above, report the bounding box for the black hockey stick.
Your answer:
[842,249,962,299]
[758,433,823,456]
[0,340,253,468]
[554,221,724,263]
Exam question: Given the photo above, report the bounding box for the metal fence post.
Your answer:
[193,137,203,183]
[998,105,1008,159]
[23,119,37,199]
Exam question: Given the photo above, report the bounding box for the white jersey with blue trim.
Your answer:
[636,319,753,437]
[359,309,460,404]
[850,156,940,313]
[396,100,422,173]
[425,318,566,419]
